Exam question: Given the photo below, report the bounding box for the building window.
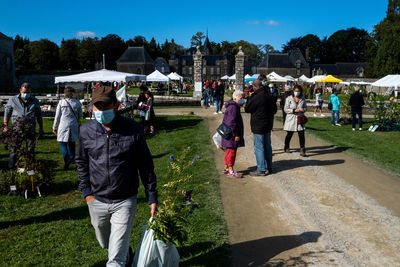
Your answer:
[295,60,301,76]
[161,66,165,73]
[217,67,220,75]
[182,68,186,75]
[203,67,206,75]
[189,67,192,75]
[210,67,214,75]
[216,61,220,66]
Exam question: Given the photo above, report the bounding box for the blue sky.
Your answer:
[1,0,387,51]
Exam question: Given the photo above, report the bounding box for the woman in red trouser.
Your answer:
[221,90,245,178]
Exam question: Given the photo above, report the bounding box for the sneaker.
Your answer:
[359,128,362,131]
[321,114,325,117]
[227,171,243,178]
[267,168,273,175]
[335,123,341,126]
[222,169,229,174]
[313,114,317,117]
[218,111,223,114]
[352,128,356,131]
[213,112,218,115]
[249,170,266,176]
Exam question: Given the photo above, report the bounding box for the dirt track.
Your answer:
[156,107,400,266]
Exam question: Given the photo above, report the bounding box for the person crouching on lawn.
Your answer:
[221,90,245,178]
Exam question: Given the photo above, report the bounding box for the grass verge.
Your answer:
[288,116,400,178]
[0,116,230,266]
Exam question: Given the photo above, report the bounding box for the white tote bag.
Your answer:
[212,132,222,149]
[132,220,180,267]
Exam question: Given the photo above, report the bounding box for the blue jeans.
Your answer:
[215,99,220,112]
[88,196,137,266]
[59,142,75,163]
[253,133,273,172]
[331,110,340,125]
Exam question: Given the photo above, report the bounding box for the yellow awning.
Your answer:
[316,75,343,83]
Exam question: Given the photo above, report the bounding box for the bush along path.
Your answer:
[156,107,400,266]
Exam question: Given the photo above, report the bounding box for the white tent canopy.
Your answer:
[146,70,171,82]
[55,69,146,84]
[251,74,260,79]
[167,72,182,81]
[298,74,309,82]
[267,72,287,82]
[284,75,295,81]
[229,74,236,80]
[307,75,327,83]
[221,75,230,80]
[245,74,252,79]
[371,75,400,87]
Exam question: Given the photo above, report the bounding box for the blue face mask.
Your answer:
[94,109,115,125]
[294,92,301,97]
[237,99,245,106]
[21,93,31,99]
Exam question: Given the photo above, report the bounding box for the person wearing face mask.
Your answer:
[3,82,44,169]
[76,86,158,266]
[221,90,245,178]
[283,85,308,157]
[52,87,83,170]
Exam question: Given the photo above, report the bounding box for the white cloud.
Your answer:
[76,31,96,38]
[265,20,279,26]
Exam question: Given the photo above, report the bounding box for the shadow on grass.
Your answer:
[91,260,107,267]
[154,117,202,133]
[0,205,89,229]
[179,242,231,267]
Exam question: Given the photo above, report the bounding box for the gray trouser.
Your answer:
[88,196,137,267]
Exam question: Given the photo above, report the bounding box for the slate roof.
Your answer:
[155,57,170,73]
[116,47,154,64]
[201,36,212,55]
[258,49,309,69]
[0,32,13,41]
[312,62,368,75]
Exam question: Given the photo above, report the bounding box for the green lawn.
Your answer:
[0,116,229,266]
[303,117,400,177]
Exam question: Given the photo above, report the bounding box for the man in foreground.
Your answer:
[245,80,277,176]
[76,86,157,266]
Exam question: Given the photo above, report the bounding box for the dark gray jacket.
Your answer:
[76,115,157,204]
[4,94,42,128]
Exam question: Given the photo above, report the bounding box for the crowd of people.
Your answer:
[217,76,367,178]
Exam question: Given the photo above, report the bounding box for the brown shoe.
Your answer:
[300,147,307,157]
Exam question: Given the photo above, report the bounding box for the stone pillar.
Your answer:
[193,46,203,99]
[235,46,245,91]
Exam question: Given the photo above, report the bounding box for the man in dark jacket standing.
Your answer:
[245,80,277,176]
[76,86,157,266]
[349,86,365,131]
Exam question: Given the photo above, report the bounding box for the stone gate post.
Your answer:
[235,46,245,91]
[193,46,203,99]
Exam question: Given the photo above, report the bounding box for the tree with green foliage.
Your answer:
[190,32,205,47]
[60,39,81,70]
[13,35,31,70]
[97,34,127,69]
[27,39,59,70]
[77,37,98,70]
[367,0,400,77]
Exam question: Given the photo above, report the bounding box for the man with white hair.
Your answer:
[349,86,365,131]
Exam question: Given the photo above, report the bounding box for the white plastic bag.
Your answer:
[212,132,222,149]
[116,85,127,102]
[132,220,179,267]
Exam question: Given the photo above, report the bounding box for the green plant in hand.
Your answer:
[149,147,198,246]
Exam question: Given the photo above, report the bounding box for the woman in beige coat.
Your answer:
[283,85,307,156]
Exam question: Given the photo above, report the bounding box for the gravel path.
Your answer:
[156,106,400,266]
